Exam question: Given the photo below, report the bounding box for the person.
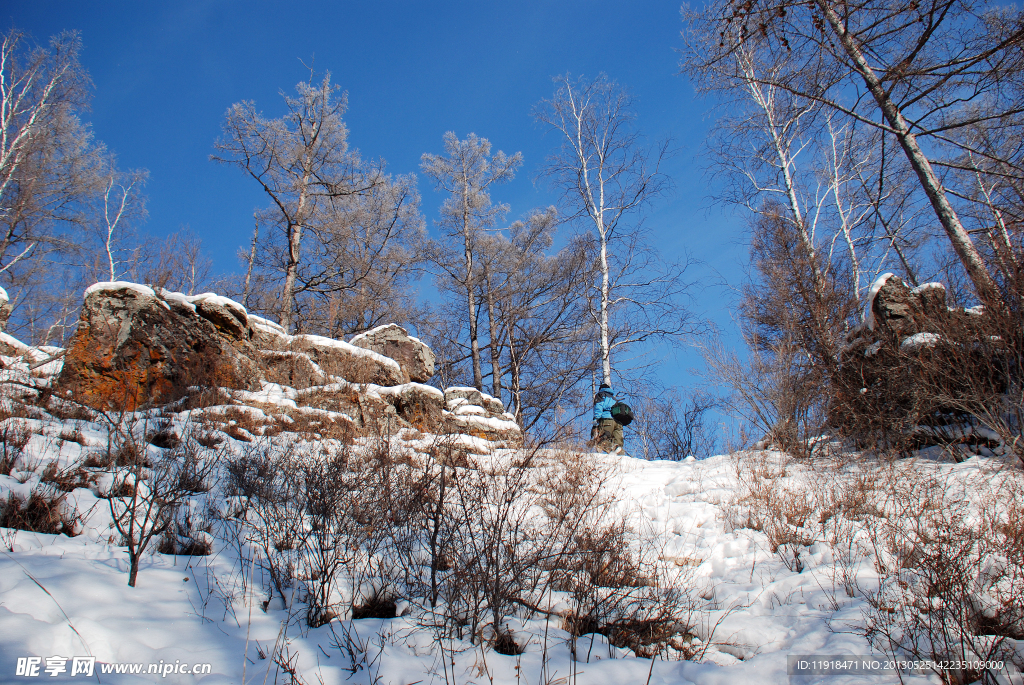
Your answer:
[592,382,623,453]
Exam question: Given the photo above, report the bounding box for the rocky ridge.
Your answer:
[3,282,520,447]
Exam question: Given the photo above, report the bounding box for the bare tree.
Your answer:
[212,72,378,331]
[96,160,148,282]
[0,29,137,344]
[477,212,599,437]
[104,423,220,587]
[143,227,214,295]
[683,0,1024,308]
[0,30,99,271]
[287,171,427,337]
[534,73,694,386]
[421,132,522,391]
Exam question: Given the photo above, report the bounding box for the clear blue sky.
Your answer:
[6,1,748,399]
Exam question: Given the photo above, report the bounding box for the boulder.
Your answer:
[290,334,405,386]
[261,350,327,390]
[385,384,445,432]
[249,314,290,351]
[443,387,522,443]
[350,324,435,383]
[55,282,262,411]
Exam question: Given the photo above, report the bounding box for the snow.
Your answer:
[864,272,895,330]
[911,282,945,296]
[84,281,157,299]
[186,292,247,318]
[158,288,197,312]
[446,411,522,433]
[0,331,31,355]
[900,332,941,351]
[0,285,7,303]
[293,334,401,371]
[231,382,299,409]
[248,314,286,335]
[2,422,1020,683]
[1,346,1021,684]
[349,323,427,347]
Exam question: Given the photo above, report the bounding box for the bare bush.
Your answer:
[0,490,78,536]
[105,421,221,586]
[0,418,32,474]
[630,389,722,460]
[862,467,1024,684]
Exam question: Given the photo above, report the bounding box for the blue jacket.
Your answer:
[593,387,616,421]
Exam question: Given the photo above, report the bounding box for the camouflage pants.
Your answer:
[594,418,623,452]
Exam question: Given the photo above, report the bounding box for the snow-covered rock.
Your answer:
[349,323,435,383]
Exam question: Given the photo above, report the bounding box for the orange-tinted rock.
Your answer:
[56,283,261,411]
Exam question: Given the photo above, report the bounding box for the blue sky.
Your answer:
[6,1,748,398]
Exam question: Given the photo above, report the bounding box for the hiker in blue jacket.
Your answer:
[592,382,623,453]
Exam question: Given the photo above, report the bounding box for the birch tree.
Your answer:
[683,0,1024,308]
[0,29,152,345]
[534,73,689,386]
[421,132,521,391]
[212,73,376,332]
[0,29,100,273]
[96,161,147,282]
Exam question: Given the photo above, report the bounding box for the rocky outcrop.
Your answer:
[55,283,262,411]
[44,281,523,445]
[444,387,523,443]
[833,273,1001,450]
[350,324,435,383]
[260,350,327,390]
[290,335,405,387]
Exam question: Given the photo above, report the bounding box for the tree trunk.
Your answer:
[280,221,303,332]
[814,0,1003,309]
[483,264,502,399]
[462,192,483,390]
[242,220,259,307]
[598,221,612,386]
[128,553,139,587]
[280,165,312,332]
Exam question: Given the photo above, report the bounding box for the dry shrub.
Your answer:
[40,462,94,492]
[283,410,356,444]
[492,629,524,656]
[112,438,152,467]
[351,591,397,620]
[43,397,97,422]
[862,466,1024,684]
[730,452,817,571]
[58,427,86,446]
[0,419,32,475]
[195,432,224,449]
[146,422,181,449]
[1,491,78,536]
[82,450,113,468]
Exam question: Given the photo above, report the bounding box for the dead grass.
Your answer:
[0,492,78,536]
[0,419,32,475]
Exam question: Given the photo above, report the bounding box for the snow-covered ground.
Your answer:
[1,354,1022,684]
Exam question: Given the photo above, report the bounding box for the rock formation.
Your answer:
[350,324,435,383]
[55,283,262,411]
[43,282,521,445]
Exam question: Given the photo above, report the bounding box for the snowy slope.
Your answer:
[1,349,1022,684]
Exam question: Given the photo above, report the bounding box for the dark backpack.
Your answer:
[611,401,634,426]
